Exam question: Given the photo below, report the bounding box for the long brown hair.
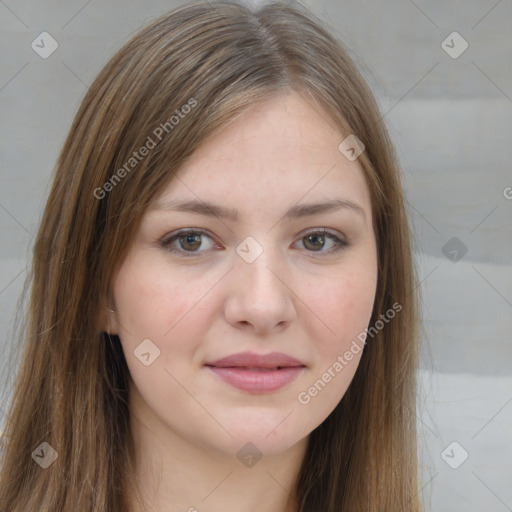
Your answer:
[0,1,421,510]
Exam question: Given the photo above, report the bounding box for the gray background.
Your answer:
[1,1,511,510]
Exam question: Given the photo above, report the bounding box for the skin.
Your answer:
[107,90,378,512]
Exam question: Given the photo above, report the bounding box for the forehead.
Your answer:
[156,91,372,220]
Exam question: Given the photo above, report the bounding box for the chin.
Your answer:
[203,410,312,459]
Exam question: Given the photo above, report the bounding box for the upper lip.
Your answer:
[205,351,306,369]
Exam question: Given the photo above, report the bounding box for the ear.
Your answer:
[97,294,120,335]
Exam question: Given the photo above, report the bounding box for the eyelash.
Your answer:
[159,228,349,258]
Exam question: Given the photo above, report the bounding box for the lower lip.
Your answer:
[206,366,305,393]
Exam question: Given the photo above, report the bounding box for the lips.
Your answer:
[204,351,306,393]
[206,351,305,369]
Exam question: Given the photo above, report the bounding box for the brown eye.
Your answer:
[303,233,326,251]
[178,233,202,251]
[295,229,348,254]
[160,230,218,257]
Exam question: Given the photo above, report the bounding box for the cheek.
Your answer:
[112,254,218,362]
[294,267,377,417]
[305,264,377,357]
[114,256,184,331]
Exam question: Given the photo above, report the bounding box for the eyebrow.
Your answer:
[150,198,367,222]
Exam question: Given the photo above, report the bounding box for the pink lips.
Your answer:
[205,351,306,393]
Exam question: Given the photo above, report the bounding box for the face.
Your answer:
[108,91,378,458]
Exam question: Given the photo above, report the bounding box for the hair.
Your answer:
[0,1,422,511]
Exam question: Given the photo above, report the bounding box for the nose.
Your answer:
[223,243,297,335]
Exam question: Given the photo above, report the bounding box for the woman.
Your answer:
[0,1,422,510]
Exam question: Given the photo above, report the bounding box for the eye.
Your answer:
[160,228,349,258]
[160,229,219,257]
[294,228,348,253]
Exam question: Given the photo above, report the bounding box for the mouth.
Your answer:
[214,366,289,371]
[204,352,306,393]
